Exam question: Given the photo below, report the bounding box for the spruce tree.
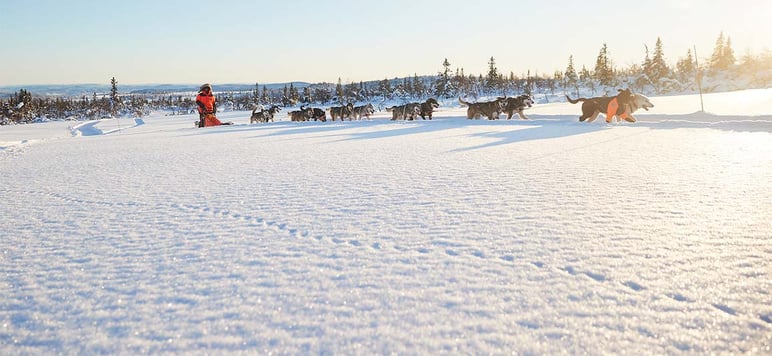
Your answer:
[642,45,652,78]
[579,65,595,94]
[261,86,269,104]
[650,37,670,81]
[110,77,119,117]
[710,32,726,72]
[412,74,424,97]
[435,58,452,98]
[676,48,696,81]
[564,55,579,95]
[723,36,736,68]
[486,57,500,91]
[288,83,299,104]
[594,43,614,87]
[335,78,344,103]
[552,70,562,95]
[379,78,392,99]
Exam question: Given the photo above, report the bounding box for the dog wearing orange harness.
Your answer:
[566,88,635,123]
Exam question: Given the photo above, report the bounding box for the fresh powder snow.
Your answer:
[1,90,770,354]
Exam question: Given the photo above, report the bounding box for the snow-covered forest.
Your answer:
[1,33,770,124]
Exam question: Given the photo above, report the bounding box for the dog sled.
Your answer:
[198,113,232,127]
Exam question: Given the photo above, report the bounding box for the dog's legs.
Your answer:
[622,106,636,122]
[518,111,529,120]
[586,111,600,123]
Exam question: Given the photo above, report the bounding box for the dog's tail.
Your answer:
[565,95,585,104]
[458,97,472,107]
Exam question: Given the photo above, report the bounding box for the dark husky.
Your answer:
[459,96,507,120]
[503,94,534,120]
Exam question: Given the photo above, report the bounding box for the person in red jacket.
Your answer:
[196,83,223,127]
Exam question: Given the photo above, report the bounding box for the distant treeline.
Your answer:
[2,33,770,125]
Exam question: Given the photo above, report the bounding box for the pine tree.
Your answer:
[650,37,670,81]
[710,32,727,72]
[723,36,736,68]
[359,81,367,99]
[402,77,413,97]
[486,56,500,91]
[552,70,562,95]
[110,77,119,117]
[412,74,424,97]
[434,58,453,98]
[335,78,344,103]
[676,48,696,81]
[579,65,596,94]
[564,55,579,94]
[594,43,614,87]
[642,45,652,78]
[253,82,260,105]
[288,83,300,105]
[261,86,269,104]
[379,78,392,99]
[453,67,467,95]
[524,69,533,95]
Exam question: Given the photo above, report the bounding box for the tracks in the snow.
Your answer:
[3,187,771,328]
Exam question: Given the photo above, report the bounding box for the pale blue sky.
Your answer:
[1,0,769,85]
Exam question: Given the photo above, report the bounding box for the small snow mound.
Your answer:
[70,121,103,137]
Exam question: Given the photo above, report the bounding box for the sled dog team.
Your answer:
[197,83,654,127]
[277,89,652,124]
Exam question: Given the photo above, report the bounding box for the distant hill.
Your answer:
[0,82,312,97]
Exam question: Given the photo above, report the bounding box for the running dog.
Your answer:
[459,96,507,120]
[330,103,354,121]
[351,103,376,120]
[566,89,634,123]
[289,106,313,122]
[310,108,327,122]
[418,98,440,120]
[502,94,534,120]
[387,103,420,120]
[250,105,280,124]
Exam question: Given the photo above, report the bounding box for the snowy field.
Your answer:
[1,89,771,354]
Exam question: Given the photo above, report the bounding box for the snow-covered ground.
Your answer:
[1,89,770,354]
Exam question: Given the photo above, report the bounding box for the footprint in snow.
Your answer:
[622,281,645,291]
[666,293,693,303]
[712,303,737,316]
[760,314,772,324]
[584,271,606,282]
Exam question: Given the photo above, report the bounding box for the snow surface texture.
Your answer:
[1,90,771,354]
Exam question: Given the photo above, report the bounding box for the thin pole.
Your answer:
[694,45,705,112]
